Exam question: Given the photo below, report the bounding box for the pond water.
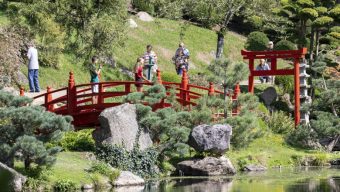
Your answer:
[115,167,340,192]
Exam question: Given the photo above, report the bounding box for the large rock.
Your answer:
[113,171,145,186]
[137,12,154,22]
[2,87,19,96]
[93,103,152,151]
[176,156,236,176]
[260,87,277,107]
[0,162,27,192]
[16,71,28,85]
[189,124,232,155]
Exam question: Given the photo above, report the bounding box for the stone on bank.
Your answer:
[93,103,152,151]
[0,162,27,192]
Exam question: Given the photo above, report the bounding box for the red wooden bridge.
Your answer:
[22,69,240,128]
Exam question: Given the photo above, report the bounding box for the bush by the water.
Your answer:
[245,31,270,51]
[95,144,159,178]
[53,179,77,192]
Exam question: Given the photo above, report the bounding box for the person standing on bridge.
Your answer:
[27,42,40,93]
[142,45,158,81]
[88,56,103,104]
[134,57,149,92]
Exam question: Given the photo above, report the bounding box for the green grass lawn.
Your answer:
[47,152,93,186]
[226,133,340,170]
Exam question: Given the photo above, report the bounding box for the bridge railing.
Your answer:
[22,68,241,126]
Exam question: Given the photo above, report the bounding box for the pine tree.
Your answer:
[0,90,73,169]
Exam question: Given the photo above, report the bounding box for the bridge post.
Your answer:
[156,69,162,85]
[20,87,24,96]
[45,86,54,111]
[67,72,77,114]
[208,82,215,96]
[232,83,241,116]
[181,69,189,105]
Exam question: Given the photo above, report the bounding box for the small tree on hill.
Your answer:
[186,0,249,58]
[207,58,248,116]
[0,90,73,169]
[245,31,270,51]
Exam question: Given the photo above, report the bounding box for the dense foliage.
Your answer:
[95,144,159,178]
[245,31,270,51]
[3,0,127,67]
[51,129,95,152]
[0,90,73,169]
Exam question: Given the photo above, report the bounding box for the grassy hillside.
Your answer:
[0,9,246,89]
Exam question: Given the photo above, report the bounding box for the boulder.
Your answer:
[128,18,138,28]
[137,12,154,22]
[93,103,152,151]
[188,124,232,155]
[0,162,27,192]
[114,186,145,192]
[176,156,236,176]
[243,164,267,172]
[2,87,19,96]
[16,71,28,85]
[113,171,145,186]
[260,87,277,107]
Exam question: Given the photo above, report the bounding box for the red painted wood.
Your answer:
[251,69,294,76]
[294,58,301,126]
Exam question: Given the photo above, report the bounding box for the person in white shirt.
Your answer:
[27,43,40,92]
[142,45,158,81]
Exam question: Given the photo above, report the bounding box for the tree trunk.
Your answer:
[326,134,340,152]
[309,27,315,62]
[216,32,224,59]
[315,30,320,57]
[24,157,30,169]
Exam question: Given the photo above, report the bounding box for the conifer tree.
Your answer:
[0,90,73,169]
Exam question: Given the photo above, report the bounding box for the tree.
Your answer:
[186,0,248,58]
[0,90,73,169]
[55,0,127,61]
[245,31,270,51]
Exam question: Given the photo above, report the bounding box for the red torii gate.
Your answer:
[241,48,308,126]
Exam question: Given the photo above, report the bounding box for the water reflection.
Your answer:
[138,167,340,192]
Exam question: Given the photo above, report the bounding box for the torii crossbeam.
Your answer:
[241,48,308,126]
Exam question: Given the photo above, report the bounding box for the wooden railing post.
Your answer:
[67,72,77,114]
[248,58,255,93]
[125,83,131,93]
[98,83,104,104]
[20,87,24,96]
[208,82,215,96]
[45,86,54,111]
[232,83,241,116]
[180,69,189,105]
[156,69,162,85]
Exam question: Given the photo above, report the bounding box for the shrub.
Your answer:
[225,113,263,149]
[161,71,181,83]
[87,161,120,182]
[57,129,95,151]
[95,144,159,178]
[265,111,294,134]
[245,31,270,51]
[53,179,77,192]
[286,125,318,149]
[132,0,155,14]
[275,75,294,94]
[274,40,296,50]
[312,16,334,28]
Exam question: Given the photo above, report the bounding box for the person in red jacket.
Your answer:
[134,57,149,92]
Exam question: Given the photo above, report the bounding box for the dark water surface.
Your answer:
[116,167,340,192]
